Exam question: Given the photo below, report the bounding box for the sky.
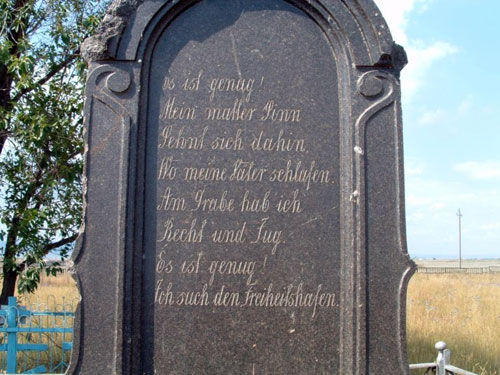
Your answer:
[374,0,500,259]
[4,1,497,262]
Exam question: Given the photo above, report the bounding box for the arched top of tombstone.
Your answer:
[75,0,414,373]
[82,0,407,72]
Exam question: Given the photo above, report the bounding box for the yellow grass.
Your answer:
[3,272,499,374]
[407,273,500,374]
[0,273,80,373]
[15,272,80,311]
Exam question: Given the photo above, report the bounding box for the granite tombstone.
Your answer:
[73,0,415,374]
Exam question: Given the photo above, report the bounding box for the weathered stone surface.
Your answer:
[73,1,415,374]
[81,0,144,61]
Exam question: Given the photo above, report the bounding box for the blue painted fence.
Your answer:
[0,297,75,374]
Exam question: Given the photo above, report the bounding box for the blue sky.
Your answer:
[5,1,495,261]
[375,0,500,259]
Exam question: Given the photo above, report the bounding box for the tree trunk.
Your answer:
[0,226,20,305]
[0,267,18,305]
[0,0,32,158]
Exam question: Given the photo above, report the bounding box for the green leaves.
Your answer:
[0,0,110,300]
[17,267,41,295]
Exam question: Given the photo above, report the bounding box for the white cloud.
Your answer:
[405,159,425,176]
[403,42,459,99]
[454,161,500,180]
[375,0,434,44]
[373,1,499,259]
[481,222,500,231]
[375,0,429,45]
[458,95,473,115]
[374,0,459,100]
[404,172,500,258]
[418,108,446,125]
[375,0,413,45]
[414,95,475,128]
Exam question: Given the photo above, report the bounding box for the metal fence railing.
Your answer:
[417,266,500,274]
[410,341,478,375]
[0,296,75,374]
[0,297,483,375]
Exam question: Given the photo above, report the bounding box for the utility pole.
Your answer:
[457,209,463,269]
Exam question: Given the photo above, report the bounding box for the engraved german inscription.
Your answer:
[143,3,341,372]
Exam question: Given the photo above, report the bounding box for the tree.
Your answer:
[0,0,109,304]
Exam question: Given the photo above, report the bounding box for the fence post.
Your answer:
[435,341,451,375]
[6,296,18,374]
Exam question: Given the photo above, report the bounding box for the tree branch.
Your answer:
[43,233,78,253]
[11,50,80,104]
[17,233,78,272]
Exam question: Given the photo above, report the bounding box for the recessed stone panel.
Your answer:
[76,1,415,374]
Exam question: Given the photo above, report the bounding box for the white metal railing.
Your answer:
[410,341,477,375]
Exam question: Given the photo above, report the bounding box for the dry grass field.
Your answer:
[0,273,80,374]
[15,272,80,310]
[7,267,500,374]
[406,272,500,374]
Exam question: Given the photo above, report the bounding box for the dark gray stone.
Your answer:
[73,0,415,374]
